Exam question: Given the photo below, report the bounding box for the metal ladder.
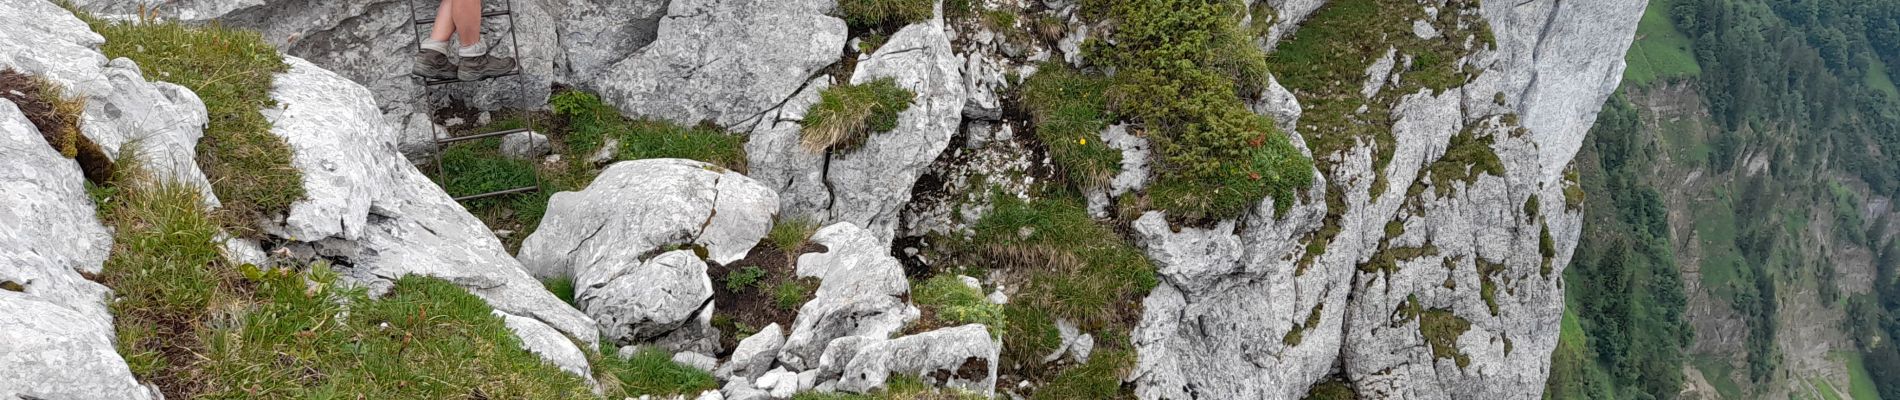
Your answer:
[406,0,540,202]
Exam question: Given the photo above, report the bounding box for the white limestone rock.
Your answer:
[494,309,597,386]
[499,130,552,160]
[834,324,1001,396]
[0,97,150,400]
[588,0,844,132]
[581,250,715,348]
[719,323,785,381]
[256,57,599,377]
[517,158,779,280]
[1130,0,1642,398]
[778,223,920,370]
[0,0,218,207]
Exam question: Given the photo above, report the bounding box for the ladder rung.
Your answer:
[437,127,532,145]
[453,185,539,202]
[422,70,522,86]
[415,10,510,25]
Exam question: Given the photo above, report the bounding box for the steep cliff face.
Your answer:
[1127,0,1643,398]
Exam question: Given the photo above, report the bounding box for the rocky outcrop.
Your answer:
[833,324,1001,396]
[258,57,599,376]
[1129,0,1644,399]
[0,98,151,400]
[587,0,845,131]
[748,12,967,244]
[777,222,920,370]
[515,158,777,350]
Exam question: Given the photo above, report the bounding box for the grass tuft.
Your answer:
[1020,63,1121,188]
[837,0,937,30]
[594,347,721,397]
[0,69,85,159]
[971,194,1156,331]
[551,90,748,171]
[912,275,1006,337]
[792,375,987,400]
[725,266,768,293]
[802,78,915,152]
[80,15,304,234]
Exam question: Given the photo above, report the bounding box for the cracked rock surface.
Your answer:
[515,158,778,348]
[749,12,967,244]
[258,57,600,377]
[778,222,920,370]
[588,0,846,132]
[1129,0,1644,399]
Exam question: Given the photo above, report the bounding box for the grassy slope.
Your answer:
[1623,0,1702,86]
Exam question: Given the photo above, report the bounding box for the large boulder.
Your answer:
[581,250,715,347]
[587,0,845,131]
[515,158,777,348]
[776,222,919,370]
[833,324,1001,396]
[258,57,598,378]
[0,97,151,400]
[516,157,779,279]
[748,12,966,244]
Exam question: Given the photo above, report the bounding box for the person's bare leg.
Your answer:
[413,0,457,79]
[428,0,455,43]
[453,0,482,48]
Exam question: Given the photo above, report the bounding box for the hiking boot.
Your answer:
[457,52,517,81]
[412,49,456,80]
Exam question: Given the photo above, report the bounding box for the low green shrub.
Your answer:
[726,266,768,293]
[802,78,915,152]
[1081,0,1314,220]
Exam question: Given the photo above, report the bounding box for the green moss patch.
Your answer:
[1419,309,1472,368]
[1426,128,1506,197]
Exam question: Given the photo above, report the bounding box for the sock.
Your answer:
[420,39,450,55]
[457,41,488,58]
